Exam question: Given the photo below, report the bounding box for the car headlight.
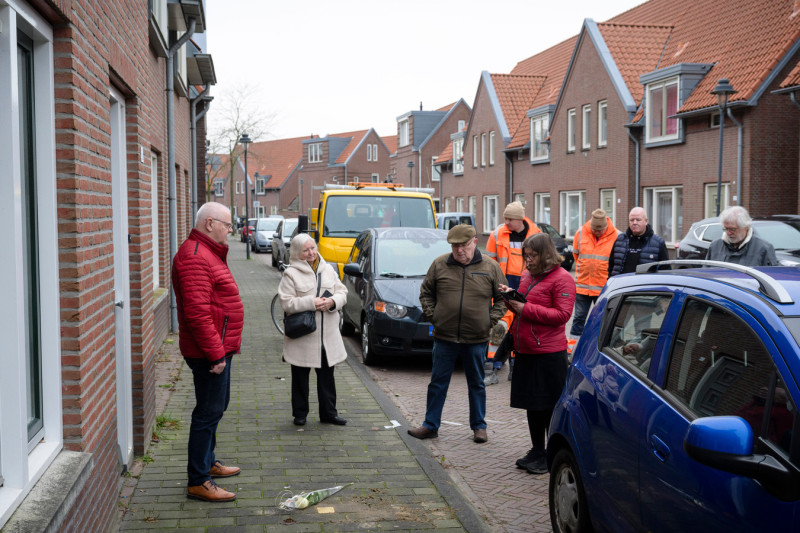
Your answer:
[779,259,800,267]
[374,301,408,319]
[564,245,573,253]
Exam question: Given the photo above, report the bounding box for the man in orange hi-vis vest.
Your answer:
[570,209,618,337]
[484,201,540,384]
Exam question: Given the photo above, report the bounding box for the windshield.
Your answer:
[323,195,435,238]
[283,219,298,236]
[375,237,451,277]
[257,218,281,231]
[754,221,800,251]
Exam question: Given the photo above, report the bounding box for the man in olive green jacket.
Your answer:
[408,224,507,443]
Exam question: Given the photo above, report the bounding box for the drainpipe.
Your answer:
[791,92,800,111]
[505,151,514,205]
[418,153,422,189]
[626,125,641,206]
[190,86,210,223]
[726,108,743,206]
[168,18,196,332]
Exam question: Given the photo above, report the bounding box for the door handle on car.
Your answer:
[649,434,670,463]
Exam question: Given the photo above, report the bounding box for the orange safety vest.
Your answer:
[572,218,618,297]
[485,217,541,278]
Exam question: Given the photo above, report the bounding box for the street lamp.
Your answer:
[711,79,736,216]
[239,132,252,259]
[407,160,414,187]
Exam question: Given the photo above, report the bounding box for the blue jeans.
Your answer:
[185,356,232,486]
[423,339,487,431]
[570,294,597,336]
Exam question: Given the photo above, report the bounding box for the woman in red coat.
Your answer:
[499,233,576,475]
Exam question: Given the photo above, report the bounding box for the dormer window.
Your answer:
[214,179,224,196]
[646,76,679,143]
[399,119,409,147]
[530,114,549,162]
[308,143,322,163]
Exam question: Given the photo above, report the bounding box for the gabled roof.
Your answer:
[382,135,397,155]
[484,72,547,145]
[778,60,800,91]
[433,141,453,165]
[511,36,578,108]
[245,136,305,189]
[419,98,471,152]
[330,130,370,165]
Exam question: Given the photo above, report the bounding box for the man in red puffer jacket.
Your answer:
[172,201,244,503]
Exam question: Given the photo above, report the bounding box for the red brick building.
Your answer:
[1,0,214,529]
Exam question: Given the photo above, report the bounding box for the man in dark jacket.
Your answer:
[608,207,669,276]
[172,202,244,502]
[708,206,778,266]
[408,224,507,443]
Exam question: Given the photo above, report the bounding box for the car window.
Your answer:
[283,219,298,237]
[699,223,723,242]
[539,223,561,239]
[375,237,451,277]
[257,218,281,231]
[348,233,367,265]
[602,294,672,375]
[665,298,796,455]
[753,220,800,251]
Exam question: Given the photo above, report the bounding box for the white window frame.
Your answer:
[489,131,495,166]
[373,144,378,161]
[600,188,616,225]
[514,193,525,206]
[704,183,730,218]
[214,179,224,196]
[308,143,322,163]
[483,195,499,233]
[480,133,487,167]
[458,120,465,131]
[567,108,576,152]
[399,120,409,147]
[453,138,464,174]
[644,186,683,244]
[559,190,586,237]
[472,135,478,168]
[151,153,160,290]
[530,114,549,162]
[366,144,372,162]
[444,197,452,212]
[581,104,591,149]
[469,196,477,217]
[0,2,63,524]
[645,76,680,143]
[534,193,551,224]
[256,177,265,195]
[456,197,464,211]
[151,0,168,42]
[431,157,440,182]
[598,100,608,147]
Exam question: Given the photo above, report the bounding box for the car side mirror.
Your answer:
[684,416,800,501]
[343,263,363,278]
[273,232,279,238]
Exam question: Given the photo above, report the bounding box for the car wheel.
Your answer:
[339,310,356,336]
[550,448,592,533]
[361,317,379,366]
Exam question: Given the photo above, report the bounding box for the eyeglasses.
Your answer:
[211,218,233,230]
[524,252,539,262]
[723,225,741,234]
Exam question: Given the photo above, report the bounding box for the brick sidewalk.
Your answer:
[117,239,489,532]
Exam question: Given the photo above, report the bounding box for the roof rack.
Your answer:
[635,259,794,304]
[323,183,435,195]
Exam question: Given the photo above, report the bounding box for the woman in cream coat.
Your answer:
[278,233,348,427]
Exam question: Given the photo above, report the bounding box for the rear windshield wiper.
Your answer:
[380,272,405,278]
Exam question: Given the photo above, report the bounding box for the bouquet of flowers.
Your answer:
[277,483,353,511]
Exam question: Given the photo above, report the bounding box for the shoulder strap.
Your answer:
[316,274,322,296]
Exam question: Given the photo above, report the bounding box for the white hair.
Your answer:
[720,205,752,229]
[195,202,229,227]
[289,233,316,263]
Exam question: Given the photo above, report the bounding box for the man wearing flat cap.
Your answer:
[409,224,507,443]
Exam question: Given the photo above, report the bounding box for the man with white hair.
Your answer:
[707,206,778,266]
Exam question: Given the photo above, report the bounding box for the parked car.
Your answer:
[240,218,257,243]
[271,217,298,267]
[548,260,800,533]
[436,212,476,231]
[341,227,452,365]
[536,222,574,271]
[251,217,282,253]
[676,215,800,266]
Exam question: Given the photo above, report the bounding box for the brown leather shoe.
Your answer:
[473,428,488,443]
[210,461,241,478]
[407,426,438,439]
[187,480,236,502]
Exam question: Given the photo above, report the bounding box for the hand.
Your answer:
[209,358,226,374]
[498,283,510,293]
[314,297,333,311]
[623,343,640,355]
[507,299,524,314]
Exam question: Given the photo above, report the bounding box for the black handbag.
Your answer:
[283,274,321,339]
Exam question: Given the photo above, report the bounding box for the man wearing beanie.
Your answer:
[570,209,618,337]
[484,201,540,384]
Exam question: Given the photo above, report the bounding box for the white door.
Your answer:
[110,86,133,470]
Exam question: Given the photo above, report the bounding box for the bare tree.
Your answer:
[205,83,275,218]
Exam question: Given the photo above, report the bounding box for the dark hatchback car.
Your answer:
[341,228,452,365]
[676,215,800,266]
[537,222,574,271]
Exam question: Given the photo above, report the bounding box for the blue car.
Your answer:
[548,260,800,533]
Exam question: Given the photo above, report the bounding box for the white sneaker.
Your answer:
[484,370,499,386]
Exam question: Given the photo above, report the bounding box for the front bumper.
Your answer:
[369,313,434,357]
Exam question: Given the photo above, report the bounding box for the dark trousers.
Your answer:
[290,349,337,419]
[185,355,232,486]
[570,293,598,336]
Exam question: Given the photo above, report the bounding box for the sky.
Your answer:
[205,0,646,142]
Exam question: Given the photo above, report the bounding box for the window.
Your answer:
[453,138,464,174]
[530,114,549,162]
[534,193,551,224]
[598,100,608,147]
[373,144,378,161]
[366,145,372,162]
[469,196,477,217]
[456,197,464,211]
[560,191,586,237]
[567,109,576,152]
[472,135,478,168]
[444,198,452,212]
[481,133,487,167]
[235,181,240,194]
[270,205,277,215]
[150,0,168,42]
[602,294,673,376]
[644,186,682,244]
[1,1,62,515]
[646,77,679,143]
[151,154,160,290]
[458,120,465,131]
[483,195,499,232]
[582,104,591,149]
[371,173,379,183]
[665,299,795,455]
[431,157,440,182]
[515,193,525,206]
[308,143,322,163]
[399,120,409,147]
[489,131,495,166]
[704,183,730,218]
[710,112,721,128]
[256,177,265,195]
[214,179,224,196]
[600,189,616,224]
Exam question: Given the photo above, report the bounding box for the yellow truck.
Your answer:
[308,183,437,277]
